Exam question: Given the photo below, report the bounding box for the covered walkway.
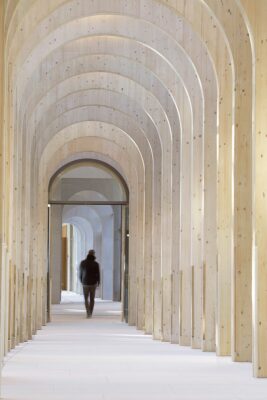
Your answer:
[1,294,267,400]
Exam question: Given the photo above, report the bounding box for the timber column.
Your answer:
[241,0,267,377]
[253,2,267,377]
[0,0,5,368]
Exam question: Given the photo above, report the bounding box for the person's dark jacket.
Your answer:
[79,255,100,286]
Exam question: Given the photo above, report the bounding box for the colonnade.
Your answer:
[0,0,267,378]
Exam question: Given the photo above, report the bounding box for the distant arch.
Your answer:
[48,158,129,204]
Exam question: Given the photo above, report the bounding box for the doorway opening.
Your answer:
[47,160,129,322]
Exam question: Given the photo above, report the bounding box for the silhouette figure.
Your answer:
[79,249,100,318]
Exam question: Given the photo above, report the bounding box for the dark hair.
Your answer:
[87,249,96,260]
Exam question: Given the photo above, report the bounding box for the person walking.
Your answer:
[79,249,100,318]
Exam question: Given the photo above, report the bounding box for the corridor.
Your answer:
[1,294,267,400]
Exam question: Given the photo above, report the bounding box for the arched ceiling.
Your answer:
[6,1,220,260]
[6,0,219,170]
[2,0,254,364]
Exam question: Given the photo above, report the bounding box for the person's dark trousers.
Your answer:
[83,284,97,316]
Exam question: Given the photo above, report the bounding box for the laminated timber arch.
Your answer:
[9,2,215,348]
[2,0,267,379]
[48,159,130,203]
[1,0,237,354]
[1,0,233,354]
[37,106,158,328]
[37,128,145,325]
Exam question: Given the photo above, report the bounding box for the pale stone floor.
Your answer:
[1,292,267,400]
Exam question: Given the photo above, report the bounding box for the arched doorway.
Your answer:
[47,160,129,321]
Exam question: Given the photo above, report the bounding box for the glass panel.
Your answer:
[49,161,127,202]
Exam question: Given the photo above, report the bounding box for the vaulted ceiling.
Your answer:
[2,0,267,378]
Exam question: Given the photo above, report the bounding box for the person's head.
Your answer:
[87,249,96,260]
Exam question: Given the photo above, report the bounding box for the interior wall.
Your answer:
[113,206,122,302]
[61,225,67,291]
[50,205,63,304]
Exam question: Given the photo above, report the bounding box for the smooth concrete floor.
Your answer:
[1,292,267,400]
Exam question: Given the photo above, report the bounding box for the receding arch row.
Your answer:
[18,35,207,344]
[37,130,146,327]
[7,2,217,85]
[7,0,218,350]
[20,43,199,344]
[1,0,258,372]
[6,11,216,354]
[11,7,211,158]
[13,25,218,346]
[5,0,231,180]
[9,3,218,332]
[3,0,229,162]
[13,16,209,170]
